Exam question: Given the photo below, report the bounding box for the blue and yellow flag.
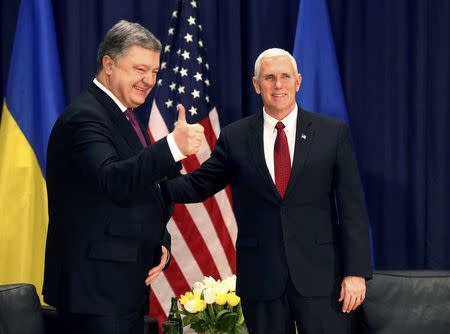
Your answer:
[293,0,348,121]
[0,0,64,301]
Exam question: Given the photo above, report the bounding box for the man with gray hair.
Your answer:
[43,20,203,334]
[164,48,372,333]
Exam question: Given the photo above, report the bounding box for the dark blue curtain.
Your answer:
[1,0,448,269]
[328,0,449,268]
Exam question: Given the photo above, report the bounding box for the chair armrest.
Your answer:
[356,270,450,333]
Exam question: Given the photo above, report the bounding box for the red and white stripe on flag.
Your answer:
[148,102,237,328]
[147,1,237,326]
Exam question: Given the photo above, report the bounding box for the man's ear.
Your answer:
[252,77,261,94]
[295,73,302,92]
[102,55,114,75]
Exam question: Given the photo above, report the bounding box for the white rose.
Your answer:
[184,299,198,313]
[222,275,236,292]
[193,281,205,295]
[203,287,216,304]
[203,276,218,289]
[214,283,228,295]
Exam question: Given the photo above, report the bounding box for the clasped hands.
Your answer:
[172,104,204,156]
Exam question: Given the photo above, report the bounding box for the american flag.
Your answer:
[147,0,237,327]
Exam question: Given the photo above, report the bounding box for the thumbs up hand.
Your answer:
[172,104,204,156]
[175,103,188,125]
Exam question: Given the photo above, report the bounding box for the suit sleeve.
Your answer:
[163,130,231,203]
[66,110,180,201]
[335,123,372,279]
[161,227,171,271]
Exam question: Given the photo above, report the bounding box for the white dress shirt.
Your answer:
[93,78,185,162]
[263,105,298,183]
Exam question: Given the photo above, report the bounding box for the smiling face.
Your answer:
[252,55,301,120]
[100,45,160,108]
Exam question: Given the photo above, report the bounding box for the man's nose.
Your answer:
[142,73,155,87]
[275,78,282,88]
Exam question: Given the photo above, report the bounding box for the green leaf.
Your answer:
[214,303,225,313]
[207,303,216,320]
[237,303,245,324]
[182,313,199,326]
[215,309,231,319]
[197,311,211,323]
[218,313,238,332]
[190,322,206,332]
[233,324,248,334]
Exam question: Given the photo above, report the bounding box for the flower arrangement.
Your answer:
[178,275,247,334]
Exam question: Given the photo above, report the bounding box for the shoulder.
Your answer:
[303,109,347,130]
[58,89,108,125]
[301,109,349,141]
[50,89,113,145]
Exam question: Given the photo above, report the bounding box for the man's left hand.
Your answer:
[339,276,366,313]
[145,246,168,286]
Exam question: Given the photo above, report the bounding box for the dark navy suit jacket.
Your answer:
[164,108,372,301]
[43,83,179,315]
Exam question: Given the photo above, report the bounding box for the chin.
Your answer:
[131,96,147,106]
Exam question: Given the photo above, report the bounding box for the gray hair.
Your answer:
[254,48,299,79]
[96,20,162,74]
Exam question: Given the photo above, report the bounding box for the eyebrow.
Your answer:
[263,72,291,77]
[135,64,160,71]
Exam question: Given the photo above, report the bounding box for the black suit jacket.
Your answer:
[164,108,372,301]
[43,83,179,315]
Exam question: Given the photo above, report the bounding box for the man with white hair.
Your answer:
[165,48,372,333]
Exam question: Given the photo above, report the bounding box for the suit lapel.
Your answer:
[89,83,163,203]
[248,112,282,199]
[88,83,145,153]
[285,108,313,199]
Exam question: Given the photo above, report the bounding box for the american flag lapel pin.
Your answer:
[301,133,307,140]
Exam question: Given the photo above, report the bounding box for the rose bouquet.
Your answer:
[178,275,247,334]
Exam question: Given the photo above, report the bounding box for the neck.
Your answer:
[265,109,292,120]
[96,72,109,90]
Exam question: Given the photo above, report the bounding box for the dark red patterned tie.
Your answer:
[274,121,291,198]
[125,108,147,148]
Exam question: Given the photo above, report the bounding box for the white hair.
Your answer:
[254,48,299,79]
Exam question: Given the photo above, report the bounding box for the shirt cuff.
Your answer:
[167,133,186,162]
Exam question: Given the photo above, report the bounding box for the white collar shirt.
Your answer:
[263,105,298,182]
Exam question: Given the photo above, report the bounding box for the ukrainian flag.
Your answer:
[0,0,64,302]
